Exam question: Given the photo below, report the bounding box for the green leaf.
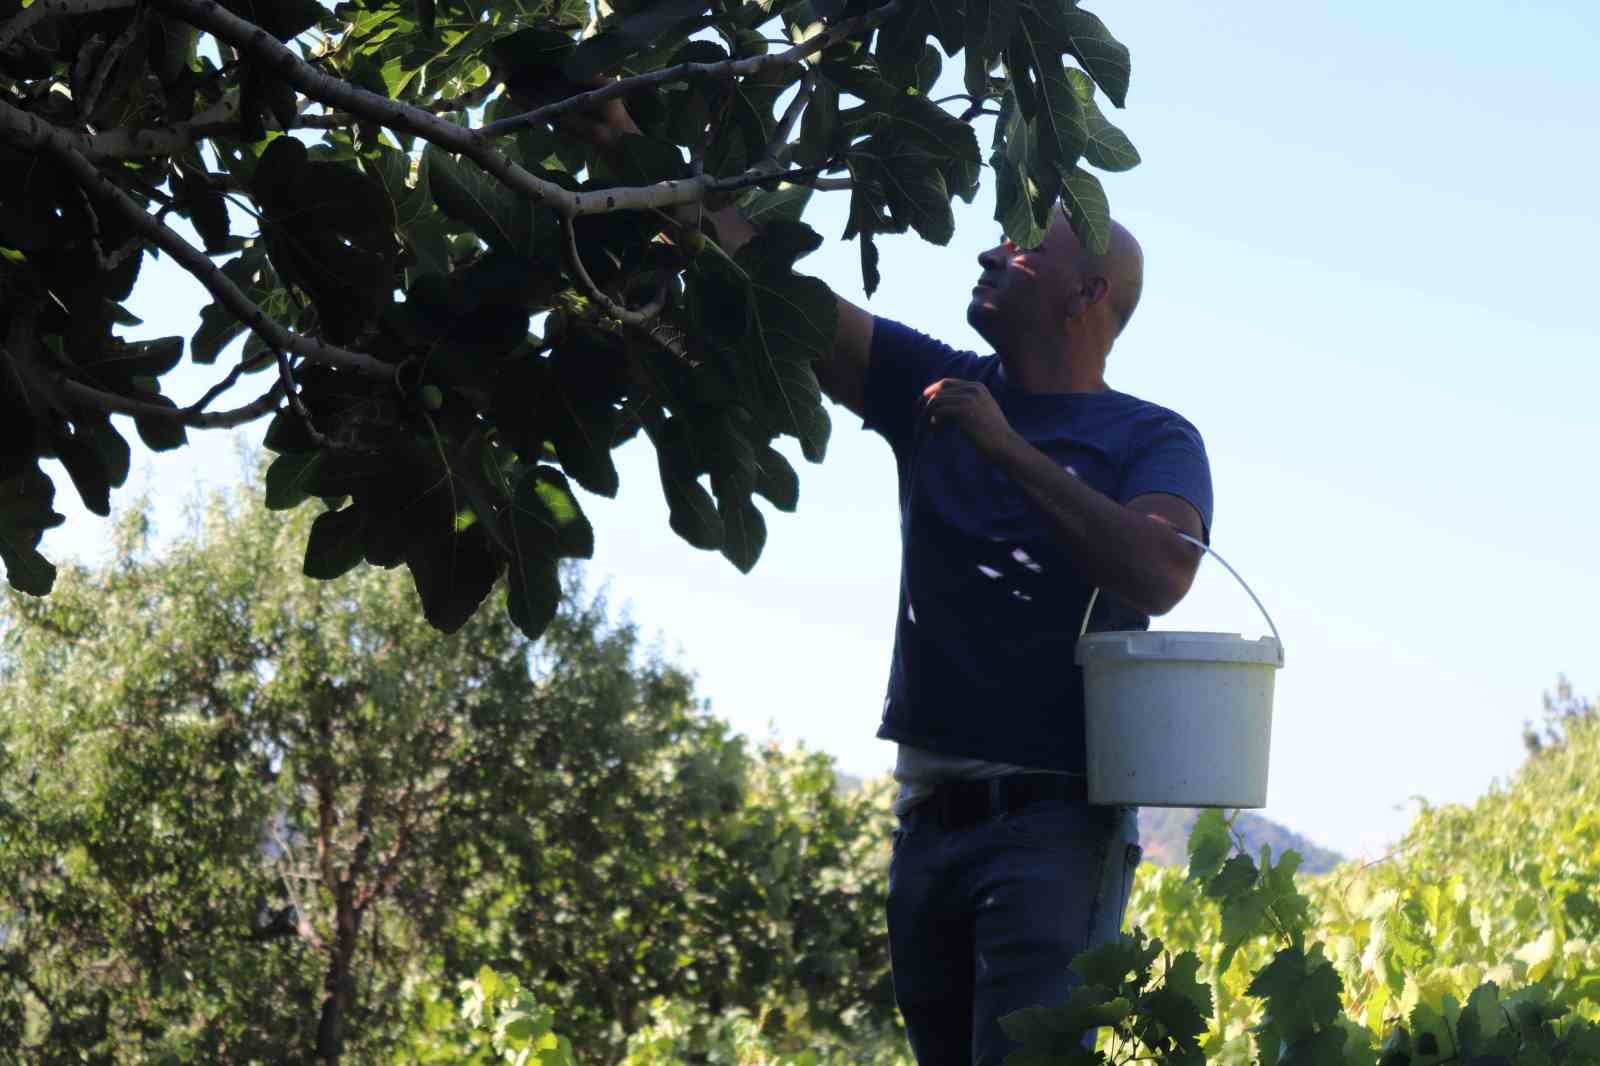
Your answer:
[991,93,1051,247]
[1000,988,1130,1046]
[851,141,954,245]
[502,546,558,638]
[422,145,543,259]
[416,0,436,35]
[1140,952,1212,1051]
[1060,165,1110,255]
[656,419,723,551]
[1069,933,1160,991]
[564,0,711,80]
[506,466,594,560]
[752,444,798,511]
[193,249,290,364]
[1247,944,1344,1042]
[131,395,188,453]
[717,493,765,573]
[739,184,815,227]
[264,452,322,511]
[1187,809,1232,882]
[1050,6,1131,108]
[303,504,369,579]
[0,466,64,596]
[405,521,502,634]
[1064,68,1140,172]
[964,0,1017,76]
[255,140,398,345]
[221,0,327,40]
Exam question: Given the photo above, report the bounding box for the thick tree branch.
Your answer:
[0,0,135,55]
[477,0,905,138]
[0,99,395,380]
[156,0,890,220]
[152,0,577,212]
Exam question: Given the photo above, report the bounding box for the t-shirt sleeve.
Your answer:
[1119,413,1215,541]
[862,317,976,451]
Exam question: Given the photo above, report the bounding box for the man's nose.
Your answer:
[977,241,1011,269]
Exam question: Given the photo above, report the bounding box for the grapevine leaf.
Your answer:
[1187,808,1232,883]
[1247,944,1344,1042]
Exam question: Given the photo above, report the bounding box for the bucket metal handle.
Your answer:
[1077,530,1283,650]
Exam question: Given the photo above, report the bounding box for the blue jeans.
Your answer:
[886,798,1142,1066]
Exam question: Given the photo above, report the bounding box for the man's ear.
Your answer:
[1062,276,1109,319]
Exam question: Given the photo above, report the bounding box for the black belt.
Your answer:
[919,772,1088,831]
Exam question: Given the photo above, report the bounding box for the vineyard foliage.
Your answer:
[0,0,1139,644]
[422,700,1600,1066]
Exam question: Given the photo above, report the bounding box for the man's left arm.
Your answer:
[922,379,1205,616]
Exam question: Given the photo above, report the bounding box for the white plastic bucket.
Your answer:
[1074,532,1283,808]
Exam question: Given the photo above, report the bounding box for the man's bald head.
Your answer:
[1072,218,1144,335]
[967,211,1146,388]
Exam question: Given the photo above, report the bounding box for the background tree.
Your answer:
[0,486,896,1064]
[0,0,1138,639]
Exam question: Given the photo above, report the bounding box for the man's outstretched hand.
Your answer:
[558,90,641,149]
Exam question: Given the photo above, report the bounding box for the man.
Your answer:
[582,98,1212,1066]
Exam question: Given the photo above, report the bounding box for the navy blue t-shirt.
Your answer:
[864,318,1215,772]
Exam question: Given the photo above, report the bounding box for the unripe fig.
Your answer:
[682,229,709,257]
[418,385,444,411]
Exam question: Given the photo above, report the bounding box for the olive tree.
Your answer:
[0,0,1137,636]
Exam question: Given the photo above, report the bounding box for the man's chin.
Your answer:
[966,300,996,337]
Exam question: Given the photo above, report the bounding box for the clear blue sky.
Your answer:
[38,1,1600,858]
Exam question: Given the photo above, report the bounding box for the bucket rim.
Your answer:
[1075,629,1285,667]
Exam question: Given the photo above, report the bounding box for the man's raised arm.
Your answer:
[565,91,877,418]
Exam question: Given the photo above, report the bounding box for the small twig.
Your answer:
[183,358,253,416]
[72,182,142,270]
[276,349,332,448]
[767,70,815,159]
[706,159,842,196]
[560,215,667,328]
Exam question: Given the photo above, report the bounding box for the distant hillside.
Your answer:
[1135,807,1344,874]
[832,771,1343,874]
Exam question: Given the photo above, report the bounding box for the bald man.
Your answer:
[698,204,1213,1066]
[583,92,1210,1066]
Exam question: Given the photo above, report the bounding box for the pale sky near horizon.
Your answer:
[31,1,1600,859]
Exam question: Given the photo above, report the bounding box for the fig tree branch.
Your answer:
[58,375,284,428]
[476,0,906,138]
[158,0,876,221]
[0,99,395,381]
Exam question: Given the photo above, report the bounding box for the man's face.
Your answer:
[966,211,1084,349]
